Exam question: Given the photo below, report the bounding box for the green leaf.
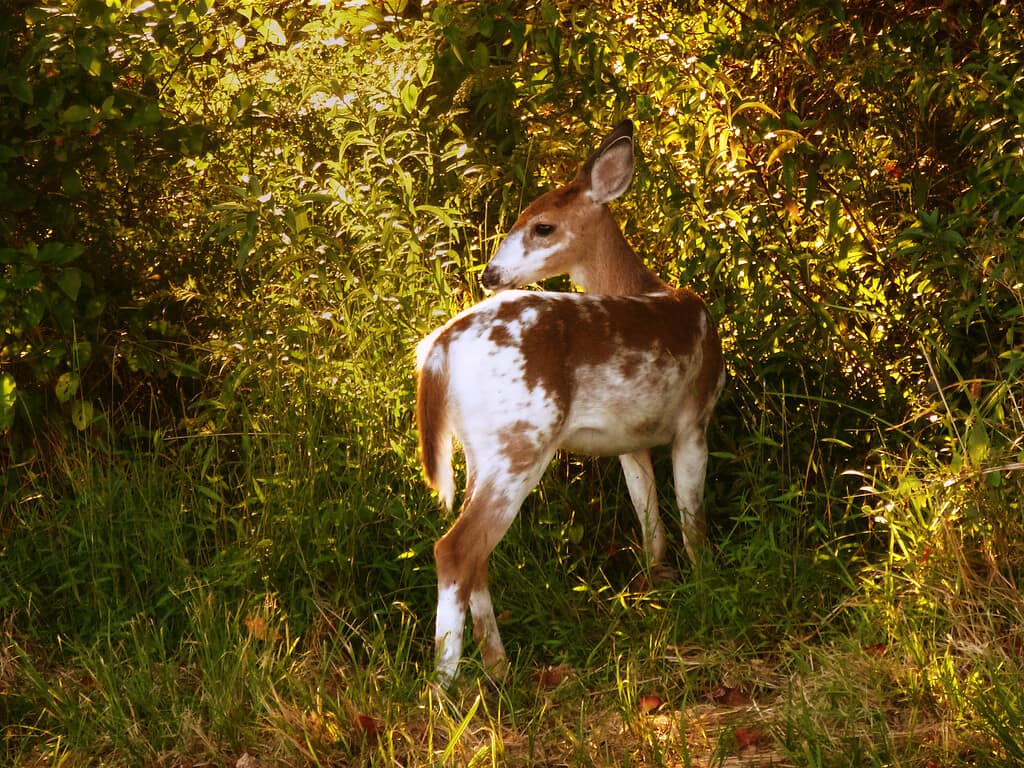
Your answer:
[400,82,420,113]
[12,267,42,290]
[60,104,94,123]
[8,76,33,105]
[259,18,287,46]
[38,241,85,264]
[765,132,803,167]
[237,231,256,270]
[73,341,93,366]
[416,204,458,228]
[472,42,489,70]
[76,45,103,76]
[84,295,106,319]
[62,170,83,197]
[24,294,46,327]
[0,374,16,431]
[417,58,434,85]
[967,420,990,467]
[290,208,309,234]
[71,400,94,431]
[57,268,83,300]
[56,372,80,403]
[540,0,561,25]
[196,485,222,503]
[99,95,121,119]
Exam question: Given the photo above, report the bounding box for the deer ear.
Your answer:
[577,120,635,203]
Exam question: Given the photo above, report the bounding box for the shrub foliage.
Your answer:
[2,0,1023,763]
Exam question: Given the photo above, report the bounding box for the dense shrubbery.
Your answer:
[2,1,1023,764]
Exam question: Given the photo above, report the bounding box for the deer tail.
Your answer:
[415,331,455,510]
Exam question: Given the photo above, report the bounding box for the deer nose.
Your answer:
[480,264,503,290]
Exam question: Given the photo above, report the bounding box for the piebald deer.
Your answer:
[416,120,725,684]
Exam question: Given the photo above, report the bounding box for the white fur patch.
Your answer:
[443,294,561,494]
[468,589,495,629]
[488,229,572,288]
[415,326,443,372]
[492,228,525,263]
[435,583,465,682]
[619,451,666,565]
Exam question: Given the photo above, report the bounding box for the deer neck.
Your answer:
[570,210,668,296]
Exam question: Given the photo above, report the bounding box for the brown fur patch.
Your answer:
[520,182,584,217]
[500,420,545,476]
[489,322,514,346]
[434,481,511,602]
[490,290,709,409]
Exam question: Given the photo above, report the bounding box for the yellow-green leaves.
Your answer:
[0,374,15,431]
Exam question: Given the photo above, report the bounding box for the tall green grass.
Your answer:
[5,396,1021,766]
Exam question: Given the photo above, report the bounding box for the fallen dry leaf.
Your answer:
[532,664,574,689]
[354,714,380,739]
[734,725,772,750]
[244,615,279,642]
[709,685,752,707]
[638,695,664,715]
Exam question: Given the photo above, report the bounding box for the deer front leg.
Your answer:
[619,450,666,567]
[671,426,709,566]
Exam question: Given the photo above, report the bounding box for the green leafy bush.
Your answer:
[3,1,1024,764]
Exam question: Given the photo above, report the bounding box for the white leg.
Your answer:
[434,583,465,686]
[619,450,666,566]
[671,427,709,565]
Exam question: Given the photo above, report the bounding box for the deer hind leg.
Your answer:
[671,420,710,566]
[618,450,666,567]
[433,460,552,685]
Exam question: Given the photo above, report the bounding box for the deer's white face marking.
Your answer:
[482,227,575,291]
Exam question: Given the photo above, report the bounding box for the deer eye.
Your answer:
[533,223,556,237]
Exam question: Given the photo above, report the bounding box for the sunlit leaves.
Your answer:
[71,400,94,431]
[2,0,1021,530]
[254,17,287,46]
[0,374,16,431]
